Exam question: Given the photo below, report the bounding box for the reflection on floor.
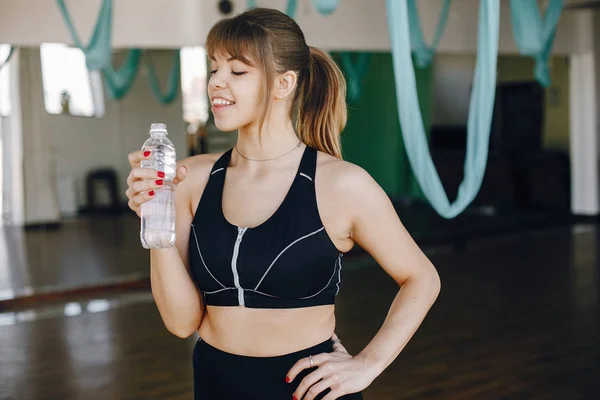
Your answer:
[0,215,149,301]
[1,223,598,399]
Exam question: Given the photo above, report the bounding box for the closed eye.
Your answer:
[209,70,246,76]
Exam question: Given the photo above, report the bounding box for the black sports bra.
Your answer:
[188,145,343,309]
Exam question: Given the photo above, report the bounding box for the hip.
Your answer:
[193,336,363,400]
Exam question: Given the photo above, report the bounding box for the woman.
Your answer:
[126,7,440,400]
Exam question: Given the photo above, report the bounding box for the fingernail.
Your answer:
[143,151,151,157]
[157,171,165,178]
[293,396,297,400]
[148,191,155,196]
[285,376,290,383]
[156,180,163,186]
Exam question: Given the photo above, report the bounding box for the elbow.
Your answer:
[407,262,441,304]
[166,318,201,339]
[169,326,197,339]
[428,264,441,301]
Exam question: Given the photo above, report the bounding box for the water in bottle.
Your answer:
[140,123,177,249]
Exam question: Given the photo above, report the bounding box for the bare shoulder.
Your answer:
[315,150,390,247]
[315,150,381,197]
[178,152,224,188]
[175,152,226,215]
[179,152,224,170]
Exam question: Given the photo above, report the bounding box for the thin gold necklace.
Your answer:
[234,141,302,161]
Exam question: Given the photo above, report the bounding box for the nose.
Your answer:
[209,72,226,90]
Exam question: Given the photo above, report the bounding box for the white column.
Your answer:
[0,48,25,225]
[18,48,61,225]
[569,10,599,216]
[569,53,599,215]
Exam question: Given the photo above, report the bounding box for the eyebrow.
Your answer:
[209,56,236,62]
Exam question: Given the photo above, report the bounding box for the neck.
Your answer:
[235,116,301,162]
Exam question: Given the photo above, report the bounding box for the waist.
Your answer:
[197,304,336,357]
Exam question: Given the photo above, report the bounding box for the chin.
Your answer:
[214,119,242,133]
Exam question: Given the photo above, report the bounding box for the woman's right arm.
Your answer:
[126,150,207,338]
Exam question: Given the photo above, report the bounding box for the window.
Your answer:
[40,43,104,117]
[180,47,208,124]
[0,45,12,117]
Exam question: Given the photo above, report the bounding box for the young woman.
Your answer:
[126,7,440,400]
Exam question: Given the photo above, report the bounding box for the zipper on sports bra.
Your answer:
[232,226,248,306]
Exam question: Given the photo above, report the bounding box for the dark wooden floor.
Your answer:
[0,215,149,301]
[1,220,599,399]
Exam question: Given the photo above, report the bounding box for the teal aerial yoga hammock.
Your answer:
[102,50,141,100]
[103,50,179,103]
[56,0,179,104]
[0,46,14,71]
[408,0,452,69]
[56,0,113,70]
[509,0,564,87]
[386,0,500,219]
[56,0,138,99]
[145,51,181,105]
[311,0,339,16]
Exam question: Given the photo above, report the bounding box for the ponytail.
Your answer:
[296,46,347,159]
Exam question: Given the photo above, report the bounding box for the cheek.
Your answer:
[236,86,264,117]
[240,79,263,104]
[212,79,264,130]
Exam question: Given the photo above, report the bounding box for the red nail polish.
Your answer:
[156,179,163,186]
[148,190,155,196]
[285,376,290,383]
[157,171,165,178]
[143,151,151,157]
[293,396,297,400]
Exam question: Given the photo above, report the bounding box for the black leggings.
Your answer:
[193,336,364,399]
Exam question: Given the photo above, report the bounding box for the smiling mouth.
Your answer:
[212,98,236,106]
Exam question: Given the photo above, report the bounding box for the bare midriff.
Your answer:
[197,304,336,356]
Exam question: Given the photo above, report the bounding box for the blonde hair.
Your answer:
[206,7,347,158]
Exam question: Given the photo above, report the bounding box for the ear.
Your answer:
[273,70,298,100]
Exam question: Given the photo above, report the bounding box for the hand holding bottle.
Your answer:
[126,123,184,249]
[125,150,187,218]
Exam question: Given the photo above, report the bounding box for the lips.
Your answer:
[211,96,235,105]
[211,96,235,113]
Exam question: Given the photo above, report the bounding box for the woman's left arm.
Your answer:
[348,167,441,378]
[288,164,441,400]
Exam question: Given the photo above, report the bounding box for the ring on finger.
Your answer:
[309,354,314,368]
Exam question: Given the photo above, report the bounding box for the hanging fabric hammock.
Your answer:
[145,51,181,105]
[56,0,113,70]
[386,0,500,219]
[408,0,453,69]
[102,50,142,100]
[509,0,564,87]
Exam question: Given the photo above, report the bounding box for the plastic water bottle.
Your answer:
[140,123,177,249]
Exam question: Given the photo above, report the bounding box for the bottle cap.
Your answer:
[150,123,168,134]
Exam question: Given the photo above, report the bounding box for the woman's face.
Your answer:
[207,52,263,132]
